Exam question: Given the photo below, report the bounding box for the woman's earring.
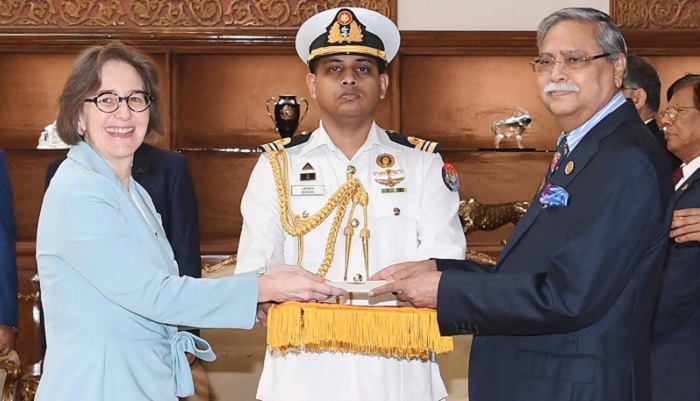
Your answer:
[78,127,85,137]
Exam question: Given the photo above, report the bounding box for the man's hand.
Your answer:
[369,271,442,308]
[369,260,438,282]
[0,325,16,357]
[369,261,441,308]
[670,208,700,243]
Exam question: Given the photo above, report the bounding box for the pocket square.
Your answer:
[540,183,569,209]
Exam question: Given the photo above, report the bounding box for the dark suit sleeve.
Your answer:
[437,259,492,273]
[652,241,700,335]
[652,182,700,336]
[0,150,18,327]
[436,146,670,336]
[166,156,201,279]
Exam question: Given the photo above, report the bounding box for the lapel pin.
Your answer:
[565,161,574,175]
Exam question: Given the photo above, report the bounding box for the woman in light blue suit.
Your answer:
[36,41,346,401]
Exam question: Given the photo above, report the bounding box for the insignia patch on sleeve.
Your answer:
[442,163,460,192]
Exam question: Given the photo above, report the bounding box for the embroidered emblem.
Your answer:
[300,162,316,181]
[442,163,460,192]
[328,10,364,44]
[376,153,395,168]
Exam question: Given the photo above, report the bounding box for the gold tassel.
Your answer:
[267,302,453,360]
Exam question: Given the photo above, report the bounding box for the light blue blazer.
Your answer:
[36,142,258,401]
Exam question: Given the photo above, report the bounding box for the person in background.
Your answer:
[651,73,700,401]
[35,40,345,401]
[0,148,18,357]
[235,7,466,401]
[622,54,681,169]
[371,8,673,401]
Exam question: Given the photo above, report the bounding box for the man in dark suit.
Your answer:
[650,74,700,401]
[623,54,681,169]
[46,142,201,278]
[0,149,18,357]
[371,8,674,401]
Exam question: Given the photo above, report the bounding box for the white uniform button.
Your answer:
[351,218,359,228]
[347,165,356,175]
[393,207,401,216]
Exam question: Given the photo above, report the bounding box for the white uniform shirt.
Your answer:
[236,122,466,401]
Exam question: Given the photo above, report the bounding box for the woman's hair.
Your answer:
[56,41,163,145]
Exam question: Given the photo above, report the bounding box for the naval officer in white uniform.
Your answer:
[235,7,466,401]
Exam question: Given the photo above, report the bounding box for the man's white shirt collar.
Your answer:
[299,121,397,160]
[565,91,627,152]
[676,156,700,190]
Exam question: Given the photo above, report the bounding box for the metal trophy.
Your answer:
[265,95,309,139]
[491,107,532,149]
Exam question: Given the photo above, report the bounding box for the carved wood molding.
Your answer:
[0,30,699,56]
[612,0,700,29]
[0,0,395,28]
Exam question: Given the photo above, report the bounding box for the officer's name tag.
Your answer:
[291,185,325,196]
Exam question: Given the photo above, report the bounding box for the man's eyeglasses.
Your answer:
[529,53,610,74]
[84,91,154,113]
[660,105,696,120]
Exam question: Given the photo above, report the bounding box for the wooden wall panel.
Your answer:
[0,54,74,149]
[173,54,394,149]
[182,150,260,254]
[400,56,559,151]
[5,150,67,244]
[0,53,170,150]
[648,56,700,107]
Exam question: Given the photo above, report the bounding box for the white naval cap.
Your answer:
[295,7,400,65]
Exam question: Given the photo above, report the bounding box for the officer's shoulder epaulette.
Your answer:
[257,131,312,153]
[385,130,441,153]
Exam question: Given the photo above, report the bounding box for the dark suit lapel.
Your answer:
[497,101,638,266]
[675,168,700,202]
[131,144,152,182]
[646,119,659,133]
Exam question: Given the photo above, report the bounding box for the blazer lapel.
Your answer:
[676,168,700,202]
[131,144,152,180]
[497,101,638,267]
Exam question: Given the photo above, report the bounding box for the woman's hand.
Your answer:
[257,265,347,303]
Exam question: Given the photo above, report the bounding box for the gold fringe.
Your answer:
[267,302,453,360]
